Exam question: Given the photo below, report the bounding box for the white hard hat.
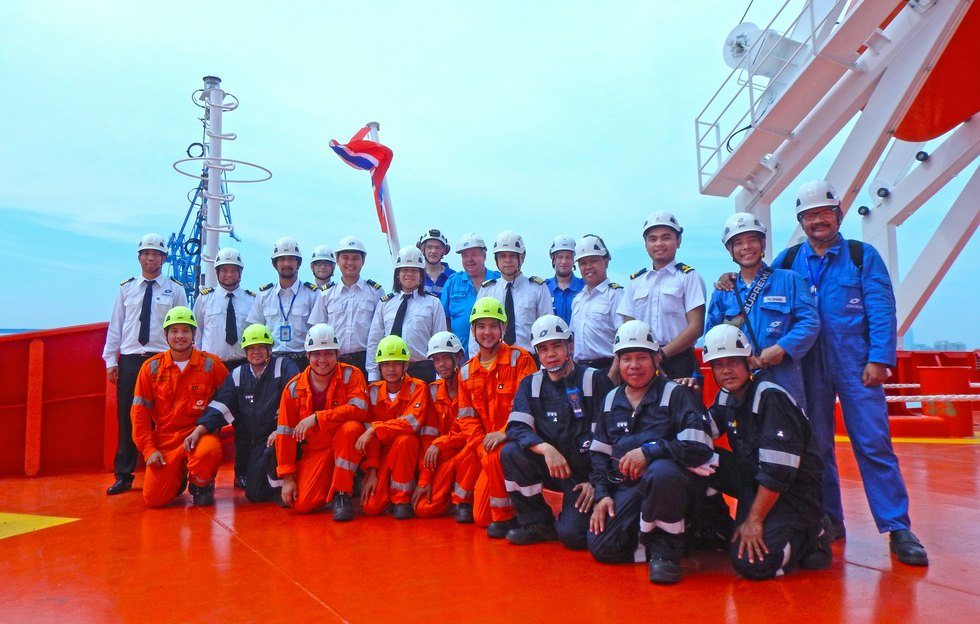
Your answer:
[426,331,464,357]
[336,235,367,255]
[418,228,450,251]
[530,314,572,348]
[493,230,525,255]
[138,233,167,255]
[214,247,244,268]
[574,235,611,262]
[795,180,841,216]
[549,235,576,256]
[702,324,753,363]
[271,237,302,260]
[305,323,340,353]
[613,320,661,354]
[722,212,767,246]
[394,246,425,270]
[311,246,336,264]
[456,232,487,253]
[642,212,683,235]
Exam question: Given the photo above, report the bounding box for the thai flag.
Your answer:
[329,126,394,234]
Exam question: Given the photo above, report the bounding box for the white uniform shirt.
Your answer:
[616,263,706,347]
[246,280,318,353]
[308,277,384,355]
[570,279,626,362]
[365,290,447,381]
[471,273,552,354]
[102,275,188,367]
[193,285,255,361]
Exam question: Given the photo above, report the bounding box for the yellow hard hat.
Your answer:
[162,306,197,329]
[241,324,274,349]
[469,297,507,324]
[376,335,411,363]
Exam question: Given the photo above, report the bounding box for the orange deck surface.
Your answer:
[1,439,978,623]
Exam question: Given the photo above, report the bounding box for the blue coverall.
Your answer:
[545,275,585,325]
[440,268,501,357]
[705,264,820,405]
[774,235,910,533]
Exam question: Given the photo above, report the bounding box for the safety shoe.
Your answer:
[234,475,247,490]
[190,482,215,506]
[106,476,134,496]
[822,515,846,541]
[392,503,415,520]
[486,518,519,539]
[505,522,559,546]
[648,554,681,585]
[890,529,929,566]
[799,525,833,570]
[332,492,355,522]
[453,503,474,524]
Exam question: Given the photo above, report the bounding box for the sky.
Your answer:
[0,1,976,346]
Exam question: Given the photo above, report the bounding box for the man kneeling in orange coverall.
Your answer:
[131,306,228,507]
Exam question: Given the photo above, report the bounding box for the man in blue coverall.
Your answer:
[545,235,585,324]
[776,180,927,566]
[706,212,820,405]
[501,314,613,549]
[440,232,500,357]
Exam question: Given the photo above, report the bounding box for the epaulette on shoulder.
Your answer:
[304,281,318,291]
[609,282,623,290]
[169,277,184,286]
[259,282,274,292]
[365,279,382,289]
[320,282,335,291]
[528,276,545,285]
[244,289,256,297]
[630,268,648,280]
[120,276,135,286]
[482,278,498,287]
[426,291,440,297]
[380,292,396,303]
[199,286,214,296]
[675,262,694,273]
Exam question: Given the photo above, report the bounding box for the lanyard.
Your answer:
[278,287,298,323]
[738,267,772,317]
[806,254,830,295]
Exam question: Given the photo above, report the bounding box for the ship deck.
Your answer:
[1,437,978,623]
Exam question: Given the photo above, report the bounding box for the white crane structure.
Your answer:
[695,0,979,343]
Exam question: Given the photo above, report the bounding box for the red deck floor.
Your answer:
[1,438,978,623]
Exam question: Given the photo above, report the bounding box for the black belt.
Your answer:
[339,351,366,362]
[581,357,614,370]
[120,352,158,358]
[273,352,307,360]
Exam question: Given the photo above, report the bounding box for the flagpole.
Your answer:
[365,121,400,264]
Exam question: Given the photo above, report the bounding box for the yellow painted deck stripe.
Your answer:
[0,512,78,540]
[835,435,979,445]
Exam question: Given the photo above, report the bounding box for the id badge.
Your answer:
[279,324,292,342]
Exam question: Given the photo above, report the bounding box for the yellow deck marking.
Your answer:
[834,435,979,445]
[0,512,79,540]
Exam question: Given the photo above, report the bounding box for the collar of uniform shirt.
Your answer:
[341,277,367,292]
[274,281,299,296]
[503,273,528,288]
[586,278,610,294]
[649,263,678,275]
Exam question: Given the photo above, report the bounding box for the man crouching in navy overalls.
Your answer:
[702,324,831,580]
[501,315,613,549]
[587,320,716,585]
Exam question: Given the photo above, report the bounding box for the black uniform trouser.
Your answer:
[243,443,280,503]
[273,352,309,371]
[339,351,367,380]
[587,459,703,563]
[660,348,698,379]
[501,443,590,550]
[407,360,436,383]
[221,359,249,479]
[114,353,154,478]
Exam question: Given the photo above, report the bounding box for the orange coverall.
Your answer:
[131,349,228,507]
[414,377,480,518]
[457,342,537,526]
[276,363,368,513]
[333,376,426,515]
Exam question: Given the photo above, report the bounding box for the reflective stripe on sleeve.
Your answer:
[348,397,367,411]
[506,411,535,429]
[676,428,712,447]
[275,425,294,436]
[133,396,154,409]
[399,414,421,431]
[420,426,440,437]
[457,407,477,419]
[208,400,234,423]
[589,439,613,455]
[759,448,801,468]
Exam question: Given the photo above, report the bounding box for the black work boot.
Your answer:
[392,503,415,520]
[191,482,215,506]
[799,524,833,570]
[234,475,247,490]
[106,476,134,496]
[648,553,682,585]
[453,503,474,524]
[332,492,354,522]
[647,530,685,584]
[890,529,928,566]
[486,517,519,538]
[506,522,559,545]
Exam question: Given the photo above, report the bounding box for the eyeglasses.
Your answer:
[798,208,838,223]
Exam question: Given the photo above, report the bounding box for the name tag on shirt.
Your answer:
[762,296,786,304]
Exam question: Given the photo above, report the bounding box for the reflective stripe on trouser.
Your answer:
[804,342,910,532]
[586,483,646,564]
[244,444,280,503]
[500,442,590,550]
[361,434,421,515]
[143,434,222,508]
[472,444,515,527]
[636,458,703,554]
[415,445,480,518]
[328,420,372,501]
[291,447,334,514]
[730,494,813,579]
